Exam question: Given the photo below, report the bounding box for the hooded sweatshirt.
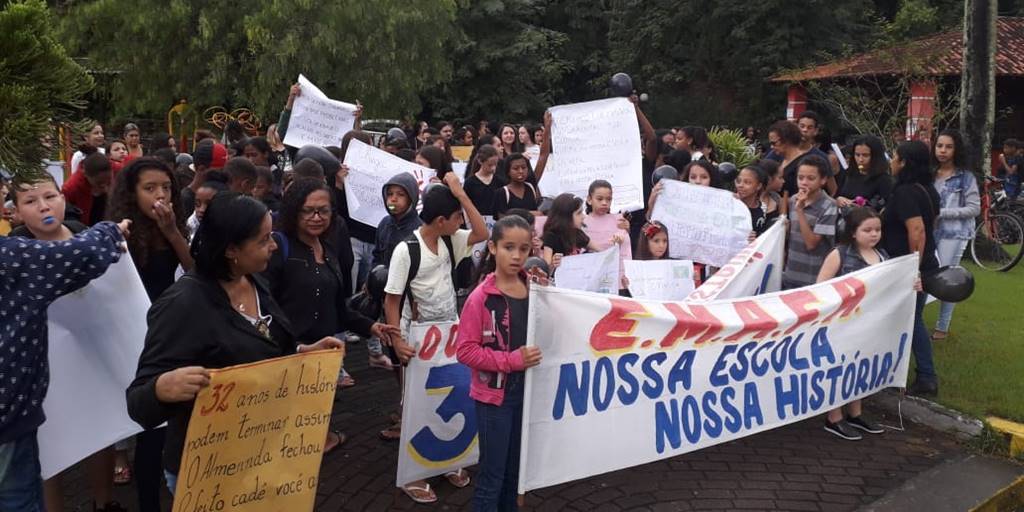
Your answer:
[372,173,422,267]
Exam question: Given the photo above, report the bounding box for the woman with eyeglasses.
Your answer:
[261,178,400,450]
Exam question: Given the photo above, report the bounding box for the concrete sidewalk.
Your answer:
[58,342,1019,511]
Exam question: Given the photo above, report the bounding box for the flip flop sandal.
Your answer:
[337,375,356,388]
[324,431,346,454]
[932,330,948,340]
[402,483,437,504]
[113,464,132,486]
[444,468,471,488]
[378,425,402,441]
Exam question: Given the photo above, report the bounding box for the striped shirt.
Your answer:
[783,193,838,289]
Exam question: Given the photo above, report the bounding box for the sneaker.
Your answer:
[908,379,938,398]
[824,420,862,441]
[846,415,884,434]
[368,353,394,370]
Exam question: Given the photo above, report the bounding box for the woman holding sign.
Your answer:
[126,193,345,496]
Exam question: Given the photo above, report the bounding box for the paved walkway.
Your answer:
[63,343,968,511]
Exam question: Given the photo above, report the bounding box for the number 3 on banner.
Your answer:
[408,364,478,467]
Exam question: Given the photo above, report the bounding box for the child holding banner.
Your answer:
[456,215,544,511]
[815,208,891,440]
[583,179,631,291]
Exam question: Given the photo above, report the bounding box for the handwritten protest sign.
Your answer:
[624,259,695,300]
[518,255,918,493]
[650,180,752,267]
[540,98,644,213]
[172,350,342,512]
[41,254,149,479]
[397,322,478,487]
[687,220,786,301]
[343,139,434,227]
[554,246,619,294]
[282,74,357,149]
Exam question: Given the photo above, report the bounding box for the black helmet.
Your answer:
[652,165,679,185]
[923,266,974,303]
[608,73,634,97]
[367,265,390,302]
[524,256,550,276]
[386,127,407,147]
[717,162,738,182]
[294,145,340,175]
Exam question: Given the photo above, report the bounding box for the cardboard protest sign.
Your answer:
[540,98,644,213]
[687,220,786,301]
[172,350,342,512]
[519,255,918,493]
[282,74,357,149]
[451,146,473,162]
[343,139,434,227]
[396,322,478,487]
[554,246,620,294]
[624,259,695,300]
[41,253,149,479]
[650,180,752,267]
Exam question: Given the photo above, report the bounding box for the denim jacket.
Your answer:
[934,169,980,241]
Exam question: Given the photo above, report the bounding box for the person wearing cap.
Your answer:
[181,140,227,217]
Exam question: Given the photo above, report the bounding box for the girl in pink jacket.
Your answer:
[456,215,543,511]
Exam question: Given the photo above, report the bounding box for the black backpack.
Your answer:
[400,234,457,320]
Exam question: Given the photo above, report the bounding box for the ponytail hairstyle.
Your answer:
[473,215,533,286]
[636,221,670,260]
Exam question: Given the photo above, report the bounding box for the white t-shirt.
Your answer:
[384,229,472,330]
[70,147,105,174]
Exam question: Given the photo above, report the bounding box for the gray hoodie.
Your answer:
[372,172,422,267]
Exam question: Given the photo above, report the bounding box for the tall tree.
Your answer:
[0,0,92,178]
[959,0,997,175]
[57,0,458,121]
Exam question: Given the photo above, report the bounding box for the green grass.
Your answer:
[921,262,1024,422]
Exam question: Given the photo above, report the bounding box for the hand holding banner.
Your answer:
[650,180,752,267]
[172,350,342,512]
[282,74,357,149]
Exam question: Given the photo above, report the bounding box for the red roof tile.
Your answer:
[771,17,1024,82]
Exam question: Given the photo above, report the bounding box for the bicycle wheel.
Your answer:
[970,212,1024,271]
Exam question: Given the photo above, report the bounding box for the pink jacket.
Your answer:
[456,273,527,406]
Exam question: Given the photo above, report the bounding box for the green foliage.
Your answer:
[58,0,458,122]
[707,127,756,168]
[0,0,93,178]
[884,0,941,41]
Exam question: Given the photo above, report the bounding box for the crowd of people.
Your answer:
[0,81,1000,511]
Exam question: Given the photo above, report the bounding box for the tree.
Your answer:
[959,0,997,175]
[0,0,93,178]
[57,0,459,122]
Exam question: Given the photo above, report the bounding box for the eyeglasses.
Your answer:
[300,207,332,219]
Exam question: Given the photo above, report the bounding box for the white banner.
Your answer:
[343,138,434,227]
[397,321,478,487]
[554,246,619,294]
[650,180,752,267]
[519,255,918,493]
[40,253,149,479]
[470,216,498,266]
[540,98,644,213]
[282,74,357,148]
[624,260,695,300]
[687,220,786,301]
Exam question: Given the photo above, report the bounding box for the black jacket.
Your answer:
[262,234,375,342]
[126,272,296,474]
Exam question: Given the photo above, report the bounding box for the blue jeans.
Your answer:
[912,291,937,385]
[350,237,375,292]
[165,471,177,495]
[473,377,524,512]
[935,238,968,332]
[0,432,44,512]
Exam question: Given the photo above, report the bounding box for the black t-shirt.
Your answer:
[541,229,590,256]
[838,172,894,209]
[506,295,528,352]
[464,174,504,216]
[89,195,107,226]
[881,183,940,271]
[493,183,540,215]
[138,248,181,301]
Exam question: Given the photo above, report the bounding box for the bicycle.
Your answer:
[969,175,1024,271]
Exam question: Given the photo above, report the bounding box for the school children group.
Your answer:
[0,85,983,511]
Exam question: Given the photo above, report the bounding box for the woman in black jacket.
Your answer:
[126,193,346,493]
[262,179,398,448]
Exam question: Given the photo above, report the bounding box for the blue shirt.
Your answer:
[0,222,123,443]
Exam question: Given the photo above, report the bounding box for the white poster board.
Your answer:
[650,180,752,267]
[624,259,695,300]
[396,321,478,487]
[519,255,919,493]
[282,74,357,149]
[540,98,644,212]
[40,253,150,479]
[342,139,434,227]
[554,246,619,294]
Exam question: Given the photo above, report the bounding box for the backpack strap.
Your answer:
[272,231,289,260]
[400,234,458,321]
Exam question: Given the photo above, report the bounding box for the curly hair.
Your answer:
[277,178,333,239]
[107,157,188,267]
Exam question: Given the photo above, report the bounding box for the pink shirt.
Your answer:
[584,212,632,288]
